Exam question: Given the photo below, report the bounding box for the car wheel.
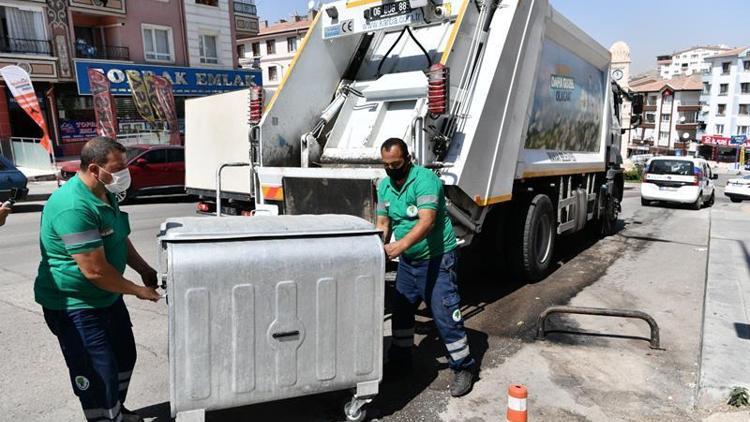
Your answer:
[641,198,650,207]
[707,191,715,207]
[730,196,742,203]
[692,193,703,210]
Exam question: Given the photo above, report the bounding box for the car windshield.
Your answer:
[647,160,695,176]
[126,147,145,162]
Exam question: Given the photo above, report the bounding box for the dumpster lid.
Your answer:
[158,215,380,242]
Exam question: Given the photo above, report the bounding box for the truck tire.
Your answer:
[520,194,555,282]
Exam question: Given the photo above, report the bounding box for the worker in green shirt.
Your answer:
[35,137,161,422]
[376,138,475,397]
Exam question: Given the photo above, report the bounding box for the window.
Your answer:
[266,39,275,55]
[659,131,670,140]
[722,62,731,74]
[142,25,174,62]
[195,0,218,6]
[738,126,749,136]
[251,42,260,57]
[742,83,750,94]
[142,149,168,164]
[680,112,697,123]
[744,61,750,72]
[645,113,655,123]
[0,6,49,55]
[703,83,711,94]
[199,34,218,64]
[719,83,729,95]
[717,104,726,115]
[287,36,297,53]
[716,124,724,134]
[268,66,278,81]
[646,95,658,105]
[740,104,749,115]
[661,114,671,122]
[662,94,673,104]
[237,44,245,58]
[167,149,184,163]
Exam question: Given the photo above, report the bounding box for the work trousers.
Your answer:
[389,250,475,371]
[43,296,136,422]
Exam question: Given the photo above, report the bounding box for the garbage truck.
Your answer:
[239,0,641,281]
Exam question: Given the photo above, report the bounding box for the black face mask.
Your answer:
[386,162,411,181]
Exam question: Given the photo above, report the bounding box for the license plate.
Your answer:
[367,0,412,20]
[659,186,677,191]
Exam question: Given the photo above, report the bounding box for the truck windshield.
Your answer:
[647,160,695,176]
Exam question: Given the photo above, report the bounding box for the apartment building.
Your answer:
[237,12,315,91]
[657,45,733,80]
[0,0,260,157]
[699,46,750,162]
[629,75,703,156]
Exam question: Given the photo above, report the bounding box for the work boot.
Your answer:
[450,368,475,397]
[121,406,144,422]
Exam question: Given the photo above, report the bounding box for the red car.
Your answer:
[60,144,185,200]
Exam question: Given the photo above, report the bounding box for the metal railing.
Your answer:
[0,36,52,55]
[116,131,170,146]
[75,45,130,61]
[233,1,257,15]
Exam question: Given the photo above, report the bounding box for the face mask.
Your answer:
[386,161,411,181]
[98,167,131,194]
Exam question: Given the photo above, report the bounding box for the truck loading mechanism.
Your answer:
[245,0,641,281]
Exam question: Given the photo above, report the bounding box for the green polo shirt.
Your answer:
[377,165,457,261]
[35,175,131,310]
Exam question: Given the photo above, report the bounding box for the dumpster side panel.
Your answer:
[168,232,384,414]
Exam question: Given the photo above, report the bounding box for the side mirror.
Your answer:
[631,94,644,115]
[711,174,719,180]
[135,158,148,166]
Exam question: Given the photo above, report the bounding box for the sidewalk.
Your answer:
[17,166,59,182]
[698,201,750,406]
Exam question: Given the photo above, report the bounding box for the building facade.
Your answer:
[237,13,314,91]
[657,45,733,80]
[0,0,259,158]
[699,47,750,162]
[629,75,703,157]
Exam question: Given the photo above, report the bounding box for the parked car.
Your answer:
[0,155,28,203]
[640,156,717,210]
[60,144,185,201]
[725,175,750,203]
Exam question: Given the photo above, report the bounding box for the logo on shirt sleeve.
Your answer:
[406,205,419,218]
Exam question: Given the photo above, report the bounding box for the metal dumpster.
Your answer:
[158,215,385,422]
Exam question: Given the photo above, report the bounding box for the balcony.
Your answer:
[0,37,52,56]
[676,123,699,130]
[677,104,701,112]
[75,44,130,61]
[234,0,257,16]
[643,105,657,112]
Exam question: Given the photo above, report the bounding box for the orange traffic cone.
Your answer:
[506,384,528,422]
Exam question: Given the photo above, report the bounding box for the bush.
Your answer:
[624,166,643,181]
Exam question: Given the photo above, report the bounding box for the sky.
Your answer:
[255,0,749,76]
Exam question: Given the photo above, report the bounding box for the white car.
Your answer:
[640,157,717,210]
[725,175,750,203]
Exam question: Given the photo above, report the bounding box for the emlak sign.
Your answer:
[74,60,262,96]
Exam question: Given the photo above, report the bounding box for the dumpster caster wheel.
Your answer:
[344,397,369,422]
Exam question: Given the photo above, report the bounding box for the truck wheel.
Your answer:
[520,194,555,282]
[730,196,742,203]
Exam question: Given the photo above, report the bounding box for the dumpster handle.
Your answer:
[272,330,300,339]
[216,162,251,217]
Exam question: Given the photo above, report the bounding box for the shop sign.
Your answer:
[730,135,747,145]
[60,119,97,141]
[701,135,731,146]
[74,60,262,96]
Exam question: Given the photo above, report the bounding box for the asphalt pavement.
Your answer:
[1,177,750,421]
